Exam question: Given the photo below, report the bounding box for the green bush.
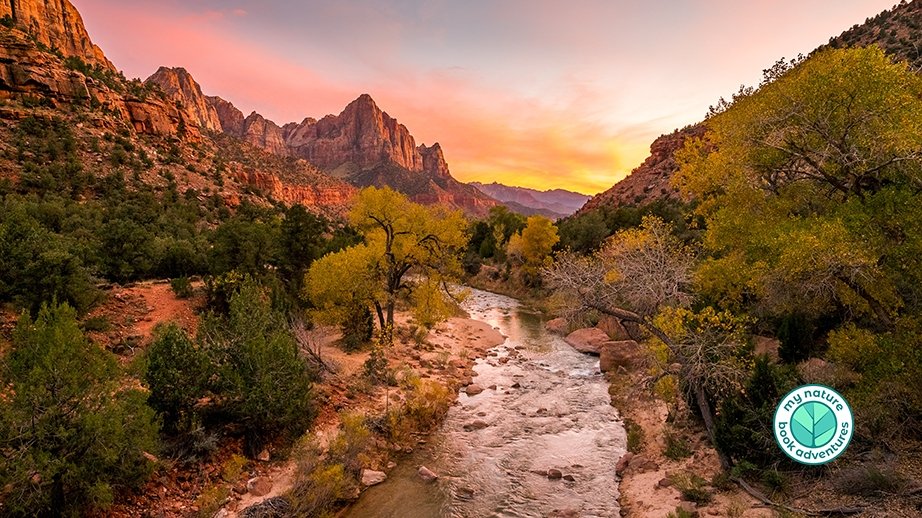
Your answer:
[663,430,692,460]
[0,303,159,516]
[170,276,194,299]
[200,279,316,454]
[669,472,712,504]
[341,303,374,351]
[624,418,646,454]
[145,323,210,433]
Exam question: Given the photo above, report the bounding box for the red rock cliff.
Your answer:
[145,67,222,131]
[0,0,114,71]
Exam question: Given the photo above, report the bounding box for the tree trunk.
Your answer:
[373,301,385,331]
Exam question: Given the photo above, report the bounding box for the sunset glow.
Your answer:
[77,0,897,194]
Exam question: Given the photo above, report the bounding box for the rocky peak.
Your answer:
[419,143,450,178]
[146,66,222,132]
[0,0,114,71]
[286,93,423,171]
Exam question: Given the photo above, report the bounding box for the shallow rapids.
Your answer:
[345,288,626,518]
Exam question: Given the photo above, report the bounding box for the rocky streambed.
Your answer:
[346,288,627,518]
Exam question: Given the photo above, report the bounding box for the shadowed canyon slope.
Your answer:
[470,182,590,218]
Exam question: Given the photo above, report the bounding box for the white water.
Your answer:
[346,288,626,517]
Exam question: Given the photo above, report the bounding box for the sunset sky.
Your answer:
[77,0,896,194]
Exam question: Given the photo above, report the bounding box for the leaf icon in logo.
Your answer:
[791,402,837,448]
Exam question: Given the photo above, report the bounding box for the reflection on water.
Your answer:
[345,289,626,518]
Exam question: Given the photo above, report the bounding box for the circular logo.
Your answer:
[773,384,853,465]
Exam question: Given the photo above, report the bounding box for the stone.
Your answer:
[418,466,439,482]
[545,318,568,335]
[257,449,270,462]
[386,461,397,470]
[547,468,563,480]
[360,469,387,487]
[563,474,576,482]
[615,453,633,476]
[246,477,272,497]
[464,384,485,396]
[564,327,611,355]
[597,315,631,340]
[599,340,643,372]
[657,477,673,488]
[463,420,489,431]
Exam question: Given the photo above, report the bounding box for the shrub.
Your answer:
[341,303,374,351]
[669,472,712,504]
[201,279,316,454]
[0,303,159,516]
[624,418,646,453]
[171,276,194,299]
[287,437,359,517]
[833,462,909,497]
[663,429,692,460]
[145,323,210,433]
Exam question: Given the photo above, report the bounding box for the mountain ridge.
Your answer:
[470,181,590,218]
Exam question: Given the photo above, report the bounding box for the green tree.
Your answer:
[145,323,210,433]
[0,303,158,516]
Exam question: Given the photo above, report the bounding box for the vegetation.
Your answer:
[0,303,159,516]
[306,187,468,341]
[146,279,316,454]
[547,46,922,509]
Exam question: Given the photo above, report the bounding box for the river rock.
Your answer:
[599,340,643,372]
[361,469,387,486]
[246,476,272,497]
[547,468,563,480]
[545,318,568,335]
[418,466,439,482]
[564,328,610,355]
[597,315,631,340]
[465,384,485,396]
[615,452,633,476]
[463,420,489,431]
[563,474,576,482]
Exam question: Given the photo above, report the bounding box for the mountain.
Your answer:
[144,69,497,215]
[574,125,705,215]
[579,0,922,216]
[0,0,114,71]
[470,182,590,218]
[0,4,354,215]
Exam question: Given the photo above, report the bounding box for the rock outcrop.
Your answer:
[145,67,222,131]
[207,95,245,136]
[205,92,497,214]
[0,0,114,71]
[285,94,423,171]
[576,124,706,215]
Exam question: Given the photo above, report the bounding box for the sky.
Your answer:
[76,0,897,195]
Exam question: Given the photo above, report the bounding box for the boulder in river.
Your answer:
[547,468,563,480]
[464,384,485,396]
[545,317,568,335]
[599,340,643,372]
[418,465,439,482]
[361,469,387,486]
[596,315,631,341]
[564,327,610,355]
[463,420,489,431]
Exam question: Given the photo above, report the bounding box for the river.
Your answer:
[345,288,626,518]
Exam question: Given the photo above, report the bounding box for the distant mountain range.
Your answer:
[470,182,590,219]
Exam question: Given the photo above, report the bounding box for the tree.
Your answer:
[675,46,922,444]
[507,215,559,285]
[309,187,468,336]
[0,303,158,515]
[145,324,210,433]
[545,216,745,468]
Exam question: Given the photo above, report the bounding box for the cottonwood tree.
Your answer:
[306,187,467,340]
[507,215,559,285]
[546,216,747,467]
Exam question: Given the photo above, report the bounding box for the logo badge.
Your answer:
[773,384,853,465]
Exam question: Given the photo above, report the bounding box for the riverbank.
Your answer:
[606,365,771,517]
[227,313,506,516]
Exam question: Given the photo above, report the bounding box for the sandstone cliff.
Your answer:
[204,92,497,214]
[145,67,222,131]
[0,0,114,71]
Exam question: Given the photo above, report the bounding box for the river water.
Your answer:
[345,288,626,518]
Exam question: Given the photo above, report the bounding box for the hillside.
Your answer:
[470,181,590,218]
[581,0,922,215]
